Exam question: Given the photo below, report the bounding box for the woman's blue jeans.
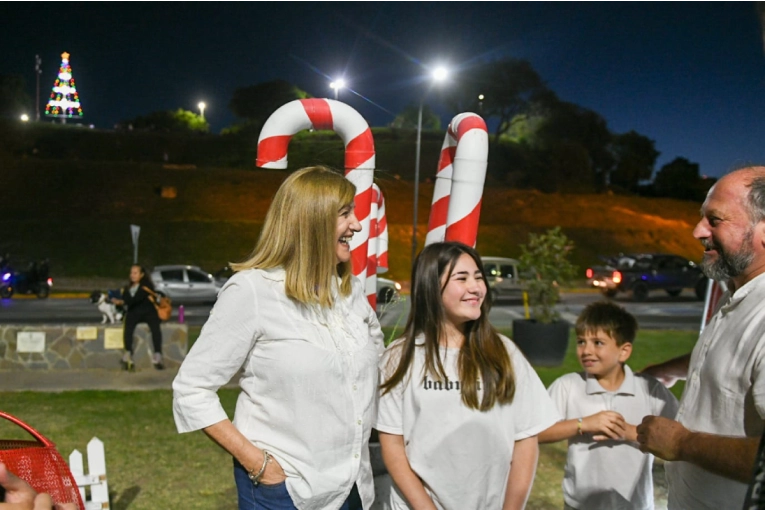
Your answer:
[233,459,362,510]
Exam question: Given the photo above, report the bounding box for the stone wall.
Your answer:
[0,324,187,370]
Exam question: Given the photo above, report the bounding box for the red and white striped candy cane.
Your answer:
[425,113,488,247]
[700,279,726,333]
[256,98,377,305]
[367,185,380,303]
[375,185,389,273]
[424,125,458,246]
[365,185,388,306]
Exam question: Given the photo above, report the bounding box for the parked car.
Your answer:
[151,265,220,304]
[586,253,707,301]
[377,277,402,304]
[212,265,402,305]
[481,256,524,303]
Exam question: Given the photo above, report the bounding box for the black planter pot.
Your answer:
[512,319,570,367]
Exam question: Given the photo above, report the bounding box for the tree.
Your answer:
[653,157,711,201]
[610,130,659,192]
[228,80,309,127]
[0,74,31,118]
[445,58,552,143]
[390,103,441,130]
[534,100,614,191]
[120,109,209,133]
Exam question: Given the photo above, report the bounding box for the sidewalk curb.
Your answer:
[0,368,239,393]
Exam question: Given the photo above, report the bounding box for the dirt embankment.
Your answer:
[1,160,704,282]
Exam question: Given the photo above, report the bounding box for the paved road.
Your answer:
[379,289,705,332]
[1,289,705,331]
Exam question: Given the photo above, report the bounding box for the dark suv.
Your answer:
[586,253,708,301]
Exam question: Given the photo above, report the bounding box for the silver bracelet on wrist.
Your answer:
[247,450,271,486]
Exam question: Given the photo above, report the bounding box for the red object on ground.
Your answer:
[0,411,85,509]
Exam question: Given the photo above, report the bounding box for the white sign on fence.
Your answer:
[16,331,45,353]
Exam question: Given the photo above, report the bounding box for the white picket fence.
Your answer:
[69,437,109,510]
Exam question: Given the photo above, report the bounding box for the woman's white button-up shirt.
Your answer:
[172,267,384,510]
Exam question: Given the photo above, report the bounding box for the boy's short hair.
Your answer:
[575,301,638,346]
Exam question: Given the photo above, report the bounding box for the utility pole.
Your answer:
[35,55,42,122]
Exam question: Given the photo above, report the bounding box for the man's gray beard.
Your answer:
[700,228,754,281]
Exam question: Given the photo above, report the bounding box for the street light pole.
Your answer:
[35,55,41,122]
[411,102,424,266]
[410,65,449,267]
[197,102,206,121]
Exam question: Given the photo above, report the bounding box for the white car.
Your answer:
[151,265,220,304]
[212,265,401,305]
[481,256,524,303]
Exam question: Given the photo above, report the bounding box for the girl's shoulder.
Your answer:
[497,333,522,356]
[380,335,422,370]
[382,337,407,361]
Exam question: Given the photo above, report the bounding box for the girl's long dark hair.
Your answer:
[380,242,516,411]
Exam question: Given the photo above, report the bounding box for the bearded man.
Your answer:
[637,166,765,509]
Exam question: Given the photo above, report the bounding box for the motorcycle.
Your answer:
[0,260,52,299]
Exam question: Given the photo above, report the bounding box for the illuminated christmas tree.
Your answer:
[45,52,83,120]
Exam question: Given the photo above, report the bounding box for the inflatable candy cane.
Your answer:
[424,125,458,246]
[365,185,388,306]
[367,186,379,301]
[700,279,725,333]
[256,98,377,304]
[425,113,488,247]
[375,185,389,273]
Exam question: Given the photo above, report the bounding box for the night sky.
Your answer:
[3,2,765,178]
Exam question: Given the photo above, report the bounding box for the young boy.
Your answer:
[539,301,678,510]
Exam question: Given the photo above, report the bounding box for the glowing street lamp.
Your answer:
[329,79,346,101]
[20,114,30,122]
[411,66,449,266]
[197,102,206,121]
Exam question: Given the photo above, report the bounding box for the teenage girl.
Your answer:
[377,241,559,509]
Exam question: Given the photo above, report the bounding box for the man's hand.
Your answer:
[0,462,77,510]
[636,415,690,460]
[641,364,680,388]
[583,411,627,441]
[640,353,691,388]
[0,462,35,507]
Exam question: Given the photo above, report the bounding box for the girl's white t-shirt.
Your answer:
[376,334,559,510]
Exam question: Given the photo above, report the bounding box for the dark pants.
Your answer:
[233,459,362,510]
[123,311,162,355]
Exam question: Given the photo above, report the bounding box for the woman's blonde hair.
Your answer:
[230,166,356,307]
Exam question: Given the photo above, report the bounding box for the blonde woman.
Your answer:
[173,166,383,510]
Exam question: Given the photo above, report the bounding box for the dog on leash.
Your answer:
[89,290,123,324]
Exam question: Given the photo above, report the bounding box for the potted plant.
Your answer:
[512,226,578,366]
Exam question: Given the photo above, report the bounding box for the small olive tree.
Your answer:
[518,227,578,324]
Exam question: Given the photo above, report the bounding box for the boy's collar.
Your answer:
[585,364,636,396]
